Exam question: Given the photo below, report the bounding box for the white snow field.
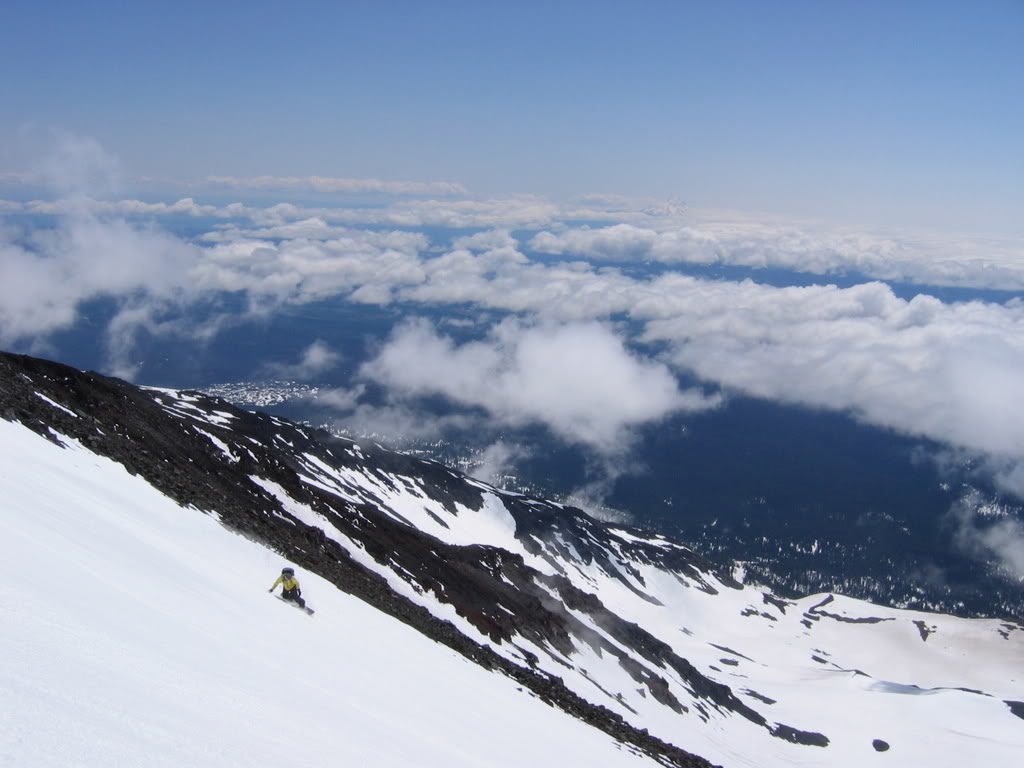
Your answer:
[255,409,1024,767]
[0,419,654,768]
[4,399,1024,768]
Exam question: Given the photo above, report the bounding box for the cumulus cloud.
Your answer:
[334,403,480,446]
[636,278,1024,467]
[0,136,208,361]
[358,318,720,453]
[378,248,1024,500]
[17,215,1018,488]
[316,385,366,412]
[0,201,425,377]
[531,224,661,262]
[468,441,526,487]
[0,210,201,346]
[530,219,1024,291]
[13,189,1021,293]
[8,180,1024,491]
[950,490,1024,582]
[216,196,566,230]
[264,340,342,380]
[3,194,569,230]
[189,226,429,308]
[16,197,227,219]
[451,229,520,252]
[6,138,1024,504]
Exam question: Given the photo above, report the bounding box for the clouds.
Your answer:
[4,194,569,230]
[383,249,1024,501]
[7,188,1024,460]
[951,491,1024,582]
[36,133,125,200]
[467,441,527,486]
[0,135,206,360]
[358,319,719,453]
[636,278,1024,489]
[264,340,342,380]
[0,210,200,345]
[192,225,428,307]
[6,189,1024,494]
[10,187,1023,291]
[16,197,226,219]
[531,224,663,262]
[530,220,1024,291]
[4,143,1024,505]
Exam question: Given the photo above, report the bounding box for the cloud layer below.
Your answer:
[7,191,1024,290]
[4,164,1024,496]
[359,319,719,453]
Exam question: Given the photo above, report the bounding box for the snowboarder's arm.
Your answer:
[268,575,283,591]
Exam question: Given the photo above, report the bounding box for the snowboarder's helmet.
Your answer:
[282,567,294,575]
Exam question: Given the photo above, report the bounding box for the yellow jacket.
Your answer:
[271,575,300,591]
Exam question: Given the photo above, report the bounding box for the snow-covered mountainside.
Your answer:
[2,350,1023,767]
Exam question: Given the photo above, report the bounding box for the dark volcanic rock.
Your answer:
[770,724,829,747]
[913,620,934,641]
[0,350,720,768]
[807,594,893,625]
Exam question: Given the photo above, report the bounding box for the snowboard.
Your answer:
[274,594,315,615]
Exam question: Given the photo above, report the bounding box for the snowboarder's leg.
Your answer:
[282,587,305,608]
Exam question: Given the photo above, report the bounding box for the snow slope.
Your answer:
[4,350,1024,768]
[240,403,1024,767]
[0,419,654,768]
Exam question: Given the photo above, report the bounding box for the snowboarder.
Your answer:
[269,566,306,609]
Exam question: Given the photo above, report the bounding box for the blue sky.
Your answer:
[2,0,1022,233]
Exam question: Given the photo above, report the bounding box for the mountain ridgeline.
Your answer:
[3,350,1022,768]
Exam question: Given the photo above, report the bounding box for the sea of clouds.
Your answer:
[3,136,1024,577]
